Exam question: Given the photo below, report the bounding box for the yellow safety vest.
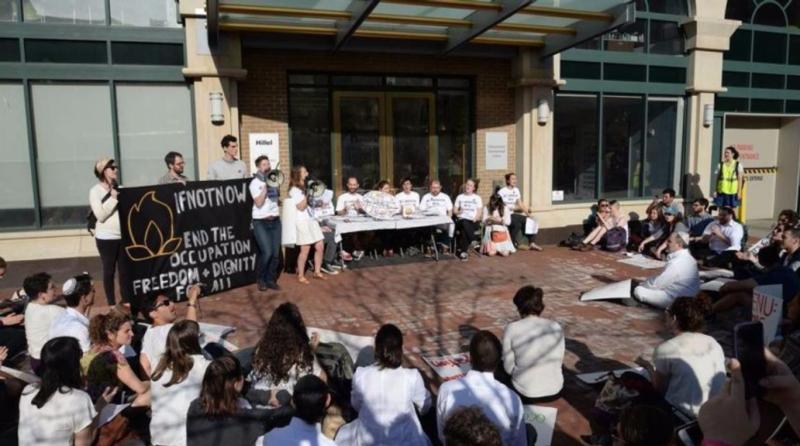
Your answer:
[717,161,739,195]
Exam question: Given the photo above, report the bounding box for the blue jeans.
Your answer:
[253,218,281,284]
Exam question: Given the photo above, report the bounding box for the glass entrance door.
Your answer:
[333,92,436,193]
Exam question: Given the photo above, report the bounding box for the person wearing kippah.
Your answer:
[48,273,95,352]
[632,232,700,309]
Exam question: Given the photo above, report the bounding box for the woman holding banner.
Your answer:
[288,165,325,284]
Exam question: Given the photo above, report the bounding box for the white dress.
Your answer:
[482,208,516,254]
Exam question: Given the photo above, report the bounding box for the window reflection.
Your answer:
[438,91,471,196]
[23,0,105,25]
[553,95,598,201]
[605,19,646,53]
[289,87,333,187]
[602,96,643,198]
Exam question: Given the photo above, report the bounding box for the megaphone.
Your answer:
[254,161,284,188]
[306,178,327,200]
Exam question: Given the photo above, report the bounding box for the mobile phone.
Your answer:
[675,421,702,446]
[734,321,767,399]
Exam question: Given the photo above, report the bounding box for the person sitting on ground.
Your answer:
[687,198,713,238]
[443,406,503,446]
[613,405,675,446]
[736,222,785,266]
[84,311,150,407]
[631,204,665,250]
[576,200,628,252]
[48,273,94,353]
[781,227,800,274]
[248,302,326,403]
[778,296,800,375]
[437,330,528,446]
[631,232,700,309]
[583,198,610,236]
[186,355,293,446]
[712,245,799,315]
[482,189,516,257]
[335,323,432,445]
[420,179,454,254]
[23,272,63,371]
[638,205,687,260]
[498,173,542,251]
[258,374,336,445]
[689,206,744,269]
[139,285,201,377]
[502,286,565,401]
[149,320,212,446]
[635,297,726,419]
[0,257,26,362]
[652,188,684,219]
[454,178,484,261]
[17,337,116,446]
[335,176,366,261]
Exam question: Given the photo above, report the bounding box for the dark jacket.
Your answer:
[186,398,293,446]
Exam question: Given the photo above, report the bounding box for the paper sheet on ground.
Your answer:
[575,367,648,384]
[0,365,40,384]
[618,254,665,269]
[423,352,471,381]
[98,403,130,427]
[700,278,735,292]
[524,405,558,446]
[307,326,374,367]
[580,279,632,302]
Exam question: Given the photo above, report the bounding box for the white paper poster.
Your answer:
[523,405,558,446]
[580,279,632,302]
[618,254,666,269]
[485,132,508,171]
[249,133,280,168]
[423,353,471,381]
[752,284,783,344]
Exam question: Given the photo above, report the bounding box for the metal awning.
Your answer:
[207,0,635,58]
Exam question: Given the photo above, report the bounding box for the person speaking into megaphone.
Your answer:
[289,165,327,285]
[250,155,282,292]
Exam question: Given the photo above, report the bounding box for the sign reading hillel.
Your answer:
[118,179,257,302]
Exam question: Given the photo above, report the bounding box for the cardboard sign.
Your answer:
[423,353,471,381]
[752,284,783,344]
[523,405,558,446]
[580,279,632,302]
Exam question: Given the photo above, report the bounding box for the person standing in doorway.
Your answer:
[207,135,248,180]
[158,151,188,185]
[713,146,745,211]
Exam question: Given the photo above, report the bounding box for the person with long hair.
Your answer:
[576,200,628,252]
[89,157,130,307]
[713,145,744,211]
[288,165,326,284]
[248,303,326,402]
[335,324,432,445]
[186,355,293,446]
[18,337,116,446]
[482,188,515,256]
[636,297,726,419]
[643,205,688,260]
[375,180,400,257]
[150,320,211,446]
[84,311,150,407]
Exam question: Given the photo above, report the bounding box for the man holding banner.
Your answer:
[250,155,282,291]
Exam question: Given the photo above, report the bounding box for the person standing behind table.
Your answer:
[250,155,282,292]
[288,165,326,284]
[335,176,366,261]
[48,273,95,353]
[713,145,745,211]
[207,134,248,180]
[498,173,542,251]
[158,151,188,185]
[23,272,63,372]
[454,179,483,261]
[89,157,131,307]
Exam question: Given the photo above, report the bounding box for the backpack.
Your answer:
[87,190,115,235]
[603,227,627,252]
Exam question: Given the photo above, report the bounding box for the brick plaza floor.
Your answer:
[4,247,712,445]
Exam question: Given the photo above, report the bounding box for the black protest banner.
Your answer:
[118,179,256,302]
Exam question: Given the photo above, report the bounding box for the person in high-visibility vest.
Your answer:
[713,146,745,212]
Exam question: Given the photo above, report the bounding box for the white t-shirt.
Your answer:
[24,302,65,360]
[48,307,91,353]
[336,192,364,217]
[454,193,483,221]
[248,177,280,219]
[259,418,336,446]
[150,354,212,446]
[289,186,312,222]
[653,332,726,417]
[18,384,97,446]
[502,316,565,398]
[420,192,453,216]
[141,323,174,371]
[396,191,420,214]
[498,186,521,212]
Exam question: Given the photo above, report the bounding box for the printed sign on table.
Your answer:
[423,353,471,381]
[118,179,256,302]
[752,284,783,344]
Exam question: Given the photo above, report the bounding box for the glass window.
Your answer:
[561,61,601,79]
[386,77,433,87]
[751,73,784,89]
[753,32,786,64]
[715,96,749,112]
[437,78,470,89]
[649,20,684,55]
[725,0,755,22]
[722,71,749,87]
[788,100,800,113]
[649,66,686,83]
[751,99,783,113]
[332,75,382,87]
[1,0,19,21]
[0,38,20,62]
[788,75,800,90]
[0,83,35,228]
[788,0,799,28]
[604,63,646,82]
[288,74,328,85]
[643,100,678,196]
[553,94,598,201]
[605,19,646,53]
[752,3,787,26]
[602,96,643,198]
[23,0,105,25]
[111,42,183,65]
[437,90,471,196]
[647,0,688,15]
[26,40,107,64]
[31,83,113,227]
[289,87,332,187]
[724,29,751,61]
[790,35,800,65]
[116,84,194,187]
[110,0,178,27]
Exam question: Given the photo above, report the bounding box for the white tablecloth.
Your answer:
[323,215,453,242]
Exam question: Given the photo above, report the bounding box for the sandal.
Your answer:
[298,276,310,285]
[313,272,327,280]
